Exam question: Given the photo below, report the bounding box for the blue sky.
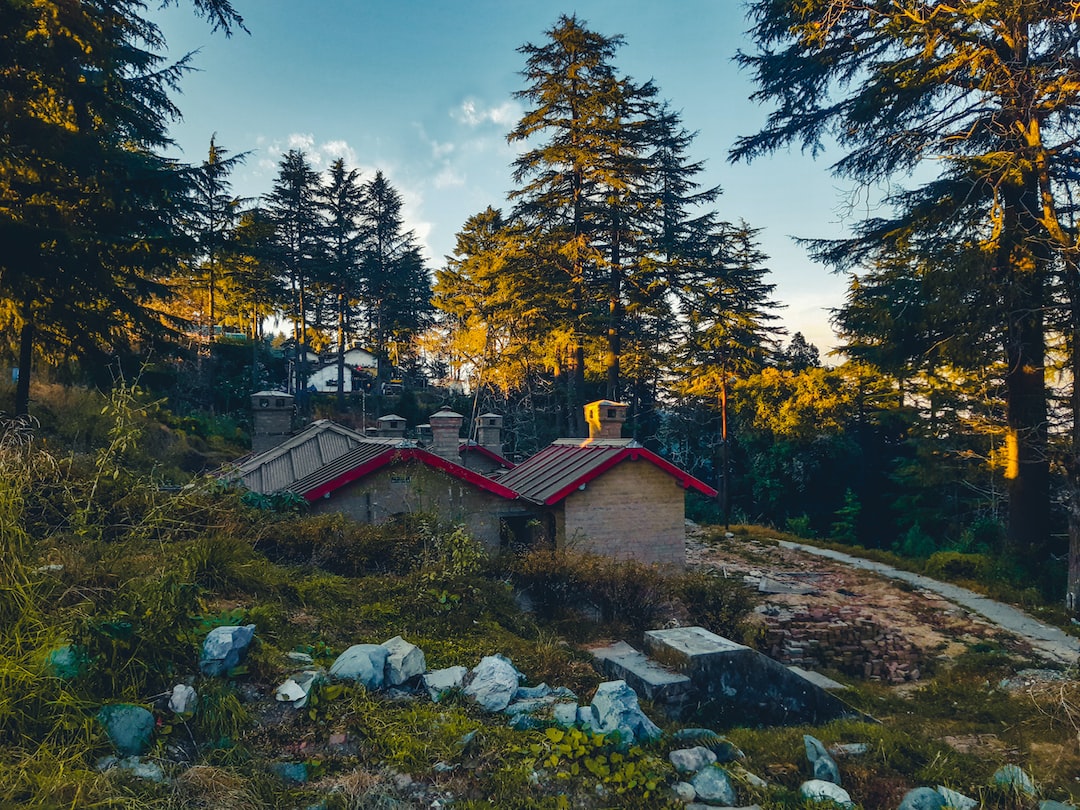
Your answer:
[151,1,869,354]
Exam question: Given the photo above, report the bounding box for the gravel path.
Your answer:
[777,540,1080,668]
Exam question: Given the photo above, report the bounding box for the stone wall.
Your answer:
[560,461,685,568]
[760,605,924,684]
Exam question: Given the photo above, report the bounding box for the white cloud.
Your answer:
[453,97,520,128]
[434,166,465,189]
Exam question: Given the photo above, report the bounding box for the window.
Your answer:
[607,408,617,419]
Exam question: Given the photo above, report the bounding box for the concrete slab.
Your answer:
[643,626,866,727]
[788,666,849,691]
[589,641,693,705]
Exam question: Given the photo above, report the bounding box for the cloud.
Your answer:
[434,167,465,189]
[453,97,520,128]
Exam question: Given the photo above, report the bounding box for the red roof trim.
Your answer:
[301,447,518,502]
[458,442,516,469]
[542,447,717,505]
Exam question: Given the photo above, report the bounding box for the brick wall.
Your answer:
[312,460,531,551]
[560,461,685,568]
[761,605,924,683]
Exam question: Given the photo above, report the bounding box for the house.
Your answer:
[497,401,716,567]
[235,395,713,567]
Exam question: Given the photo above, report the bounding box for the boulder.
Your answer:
[804,734,841,784]
[899,787,946,810]
[329,644,388,689]
[552,703,579,727]
[515,683,552,700]
[46,644,87,680]
[994,764,1037,797]
[937,786,977,810]
[381,636,426,686]
[422,665,467,702]
[672,781,696,802]
[168,684,198,715]
[199,624,256,676]
[670,746,718,774]
[464,655,521,712]
[275,669,323,708]
[800,779,853,807]
[97,704,155,756]
[590,680,662,744]
[690,764,737,806]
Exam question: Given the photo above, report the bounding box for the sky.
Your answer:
[150,0,872,356]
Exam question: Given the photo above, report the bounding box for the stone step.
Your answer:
[588,641,693,705]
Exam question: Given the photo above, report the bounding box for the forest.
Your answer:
[4,0,1080,611]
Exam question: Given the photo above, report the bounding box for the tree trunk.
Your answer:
[719,370,730,531]
[337,287,346,411]
[606,205,621,400]
[14,315,34,417]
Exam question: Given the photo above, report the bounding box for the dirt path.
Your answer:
[687,531,1080,673]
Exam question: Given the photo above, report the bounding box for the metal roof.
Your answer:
[232,420,368,494]
[287,443,518,501]
[497,438,717,505]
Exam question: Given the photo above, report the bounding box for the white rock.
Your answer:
[329,644,388,689]
[937,786,977,810]
[423,666,468,702]
[168,684,197,715]
[670,746,718,774]
[691,765,737,805]
[672,780,697,802]
[381,636,426,686]
[464,655,521,712]
[590,680,661,743]
[800,779,853,807]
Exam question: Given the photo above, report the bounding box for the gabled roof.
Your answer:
[458,440,516,469]
[288,444,519,502]
[231,420,367,494]
[497,438,717,506]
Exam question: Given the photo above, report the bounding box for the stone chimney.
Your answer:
[428,409,464,461]
[584,399,628,440]
[376,413,407,438]
[251,390,294,454]
[476,412,504,455]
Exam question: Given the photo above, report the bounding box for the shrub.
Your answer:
[925,551,992,583]
[669,570,754,639]
[784,513,816,538]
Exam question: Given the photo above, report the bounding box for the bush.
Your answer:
[925,551,992,583]
[669,570,754,639]
[784,513,816,538]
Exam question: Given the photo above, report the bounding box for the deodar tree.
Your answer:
[733,0,1080,597]
[0,0,245,416]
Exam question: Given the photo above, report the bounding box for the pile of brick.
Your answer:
[760,605,924,683]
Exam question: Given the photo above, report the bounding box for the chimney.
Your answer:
[251,390,294,453]
[584,400,628,440]
[428,409,464,461]
[476,412,503,455]
[376,413,407,438]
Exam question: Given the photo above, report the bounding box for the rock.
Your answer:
[464,655,521,712]
[899,787,946,810]
[329,644,389,689]
[804,734,841,784]
[800,779,853,807]
[937,786,978,810]
[551,686,578,699]
[577,706,596,730]
[515,683,552,700]
[552,703,578,727]
[271,762,309,784]
[46,644,87,679]
[994,764,1037,797]
[829,742,869,757]
[508,713,546,731]
[673,781,696,802]
[97,704,155,756]
[423,666,468,702]
[95,755,165,782]
[590,680,662,744]
[1040,802,1077,810]
[670,746,718,774]
[690,765,737,806]
[275,669,322,708]
[286,651,314,665]
[503,696,557,717]
[381,636,425,686]
[672,728,744,763]
[199,624,256,677]
[168,684,197,715]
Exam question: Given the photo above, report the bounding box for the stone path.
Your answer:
[777,540,1080,667]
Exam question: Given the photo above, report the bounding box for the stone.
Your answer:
[199,624,256,676]
[577,706,596,730]
[46,644,87,679]
[97,704,155,756]
[800,779,853,807]
[168,684,197,715]
[329,644,389,689]
[464,655,521,712]
[590,640,693,707]
[95,755,165,782]
[898,787,946,810]
[552,703,578,727]
[1039,802,1077,810]
[671,728,744,762]
[673,781,696,802]
[642,626,863,727]
[271,762,309,784]
[515,683,553,700]
[551,686,578,699]
[590,680,662,744]
[275,669,322,708]
[381,636,426,686]
[286,651,314,665]
[994,764,1037,797]
[670,746,718,774]
[937,786,977,810]
[804,734,841,784]
[503,697,557,717]
[829,743,869,757]
[790,666,849,691]
[690,765,737,806]
[423,666,468,702]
